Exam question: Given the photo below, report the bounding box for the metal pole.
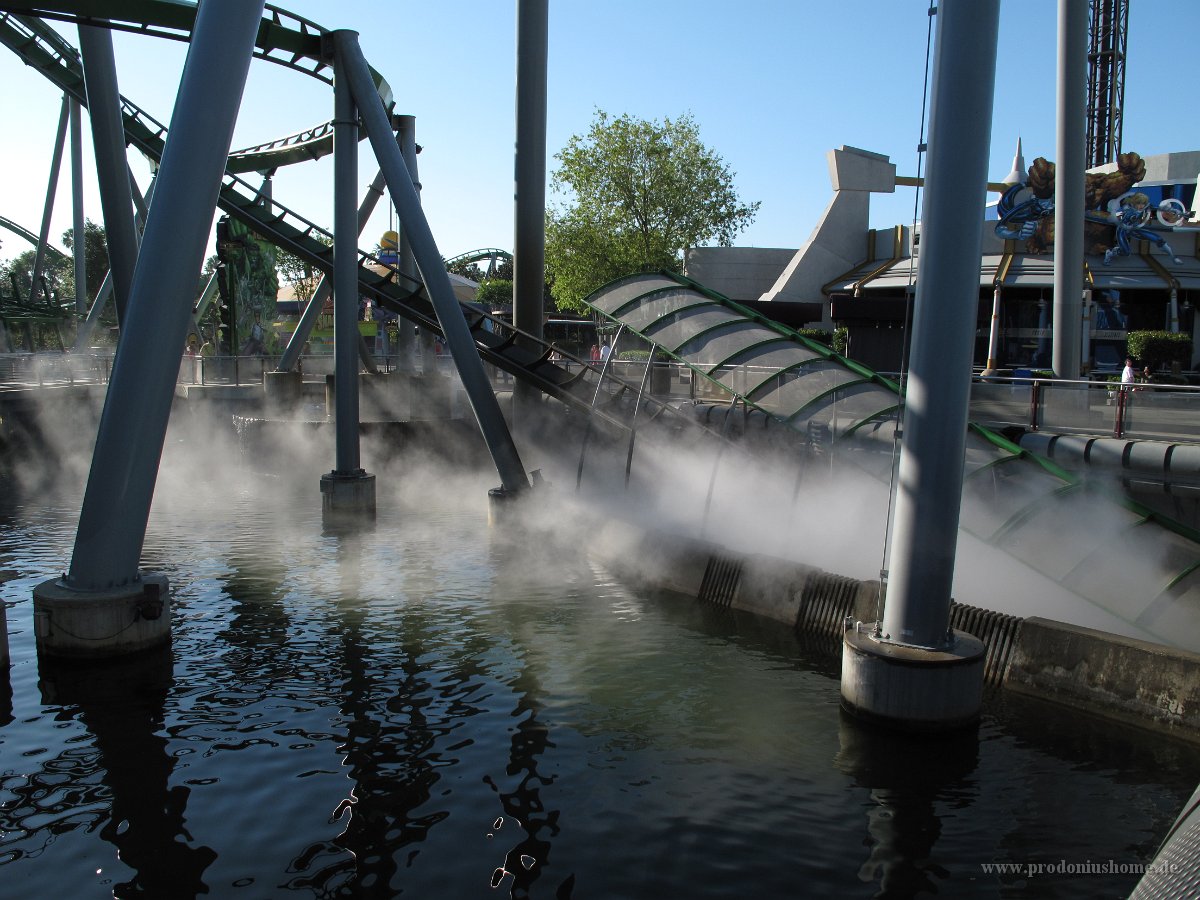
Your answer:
[1081,289,1093,371]
[985,286,1002,372]
[278,166,389,372]
[1052,0,1087,379]
[336,30,529,494]
[880,0,1000,650]
[395,115,419,283]
[68,0,267,590]
[78,24,139,328]
[395,115,420,376]
[70,97,87,316]
[31,95,70,306]
[333,48,361,474]
[513,0,549,429]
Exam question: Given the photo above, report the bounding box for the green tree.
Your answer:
[545,110,759,312]
[474,278,514,310]
[60,218,109,305]
[275,245,322,308]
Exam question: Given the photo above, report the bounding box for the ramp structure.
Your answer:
[584,270,1200,652]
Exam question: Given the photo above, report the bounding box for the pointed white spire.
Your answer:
[1003,136,1026,185]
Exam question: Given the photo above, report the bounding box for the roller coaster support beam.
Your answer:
[320,37,376,523]
[35,0,268,659]
[72,269,112,351]
[276,163,390,374]
[512,0,549,432]
[394,114,420,376]
[841,0,994,731]
[396,115,419,284]
[70,97,86,316]
[1052,0,1087,380]
[31,95,69,306]
[336,30,530,497]
[78,24,138,328]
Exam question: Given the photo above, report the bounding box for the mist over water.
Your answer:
[0,396,1197,897]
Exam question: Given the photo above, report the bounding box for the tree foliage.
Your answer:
[545,110,759,312]
[60,219,109,304]
[474,278,514,310]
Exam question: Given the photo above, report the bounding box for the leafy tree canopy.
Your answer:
[474,278,514,310]
[546,109,759,312]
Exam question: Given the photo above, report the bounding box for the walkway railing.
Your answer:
[5,351,1200,444]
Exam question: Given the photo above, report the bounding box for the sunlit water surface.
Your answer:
[0,459,1197,899]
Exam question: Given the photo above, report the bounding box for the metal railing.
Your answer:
[5,351,1200,444]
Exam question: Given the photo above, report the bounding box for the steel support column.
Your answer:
[277,166,389,373]
[336,30,529,496]
[881,0,1001,650]
[842,0,997,730]
[31,95,69,306]
[1052,0,1087,380]
[70,97,87,316]
[512,0,549,430]
[78,24,139,327]
[332,49,362,475]
[66,0,266,592]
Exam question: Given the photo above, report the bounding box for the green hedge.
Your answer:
[1126,330,1192,371]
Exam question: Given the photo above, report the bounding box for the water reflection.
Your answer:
[34,648,217,896]
[835,711,980,898]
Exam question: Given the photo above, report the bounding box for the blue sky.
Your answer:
[2,0,1199,268]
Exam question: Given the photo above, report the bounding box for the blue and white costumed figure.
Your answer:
[1093,192,1184,266]
[995,182,1055,241]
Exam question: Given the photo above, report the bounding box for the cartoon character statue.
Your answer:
[994,151,1188,267]
[1092,192,1183,267]
[995,182,1055,241]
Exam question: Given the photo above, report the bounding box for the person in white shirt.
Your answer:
[1121,357,1136,386]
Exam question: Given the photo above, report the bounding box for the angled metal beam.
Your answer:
[30,94,70,306]
[336,30,529,494]
[68,0,267,589]
[78,23,138,327]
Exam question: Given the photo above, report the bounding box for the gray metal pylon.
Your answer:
[332,46,362,475]
[335,30,530,495]
[1052,0,1087,379]
[31,95,69,306]
[277,164,391,373]
[67,0,268,590]
[512,0,549,431]
[70,97,87,316]
[78,24,139,328]
[881,0,1001,650]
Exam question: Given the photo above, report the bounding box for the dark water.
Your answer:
[0,460,1197,899]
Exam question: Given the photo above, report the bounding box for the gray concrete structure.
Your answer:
[758,146,896,321]
[684,247,795,302]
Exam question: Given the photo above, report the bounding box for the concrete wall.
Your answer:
[1007,617,1200,741]
[591,516,1200,743]
[684,247,795,302]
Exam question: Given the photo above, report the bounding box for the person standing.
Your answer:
[1121,357,1136,387]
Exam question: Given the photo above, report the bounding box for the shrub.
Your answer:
[1126,330,1192,371]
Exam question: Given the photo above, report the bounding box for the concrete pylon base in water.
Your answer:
[320,470,376,524]
[840,621,985,731]
[32,573,171,659]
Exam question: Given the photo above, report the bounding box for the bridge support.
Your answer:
[321,35,375,524]
[840,0,998,729]
[35,0,266,658]
[336,30,530,499]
